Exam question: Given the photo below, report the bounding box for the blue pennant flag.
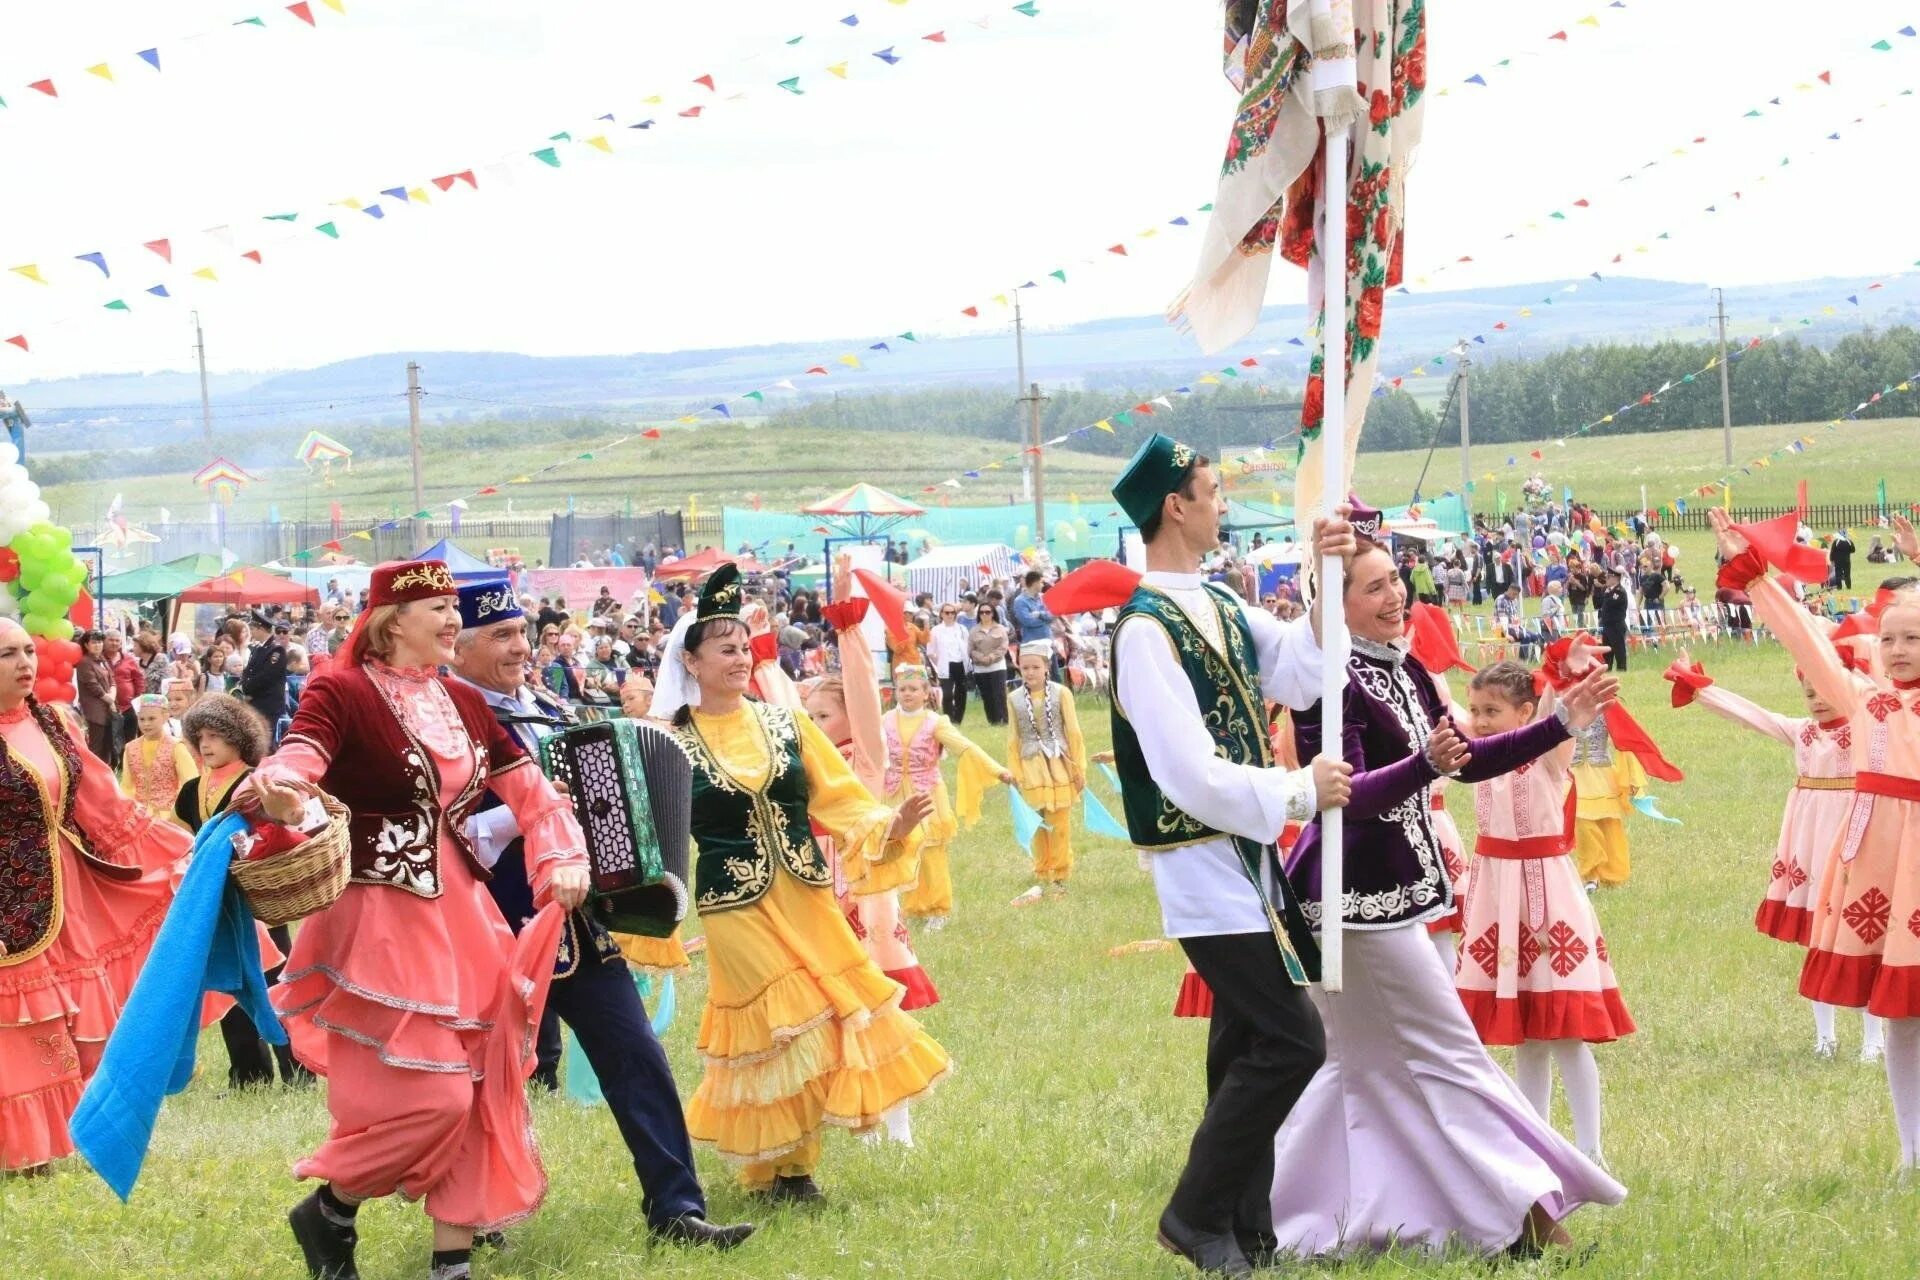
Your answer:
[381,186,408,201]
[1009,788,1048,853]
[1632,794,1682,825]
[146,284,169,297]
[1098,761,1122,792]
[1082,788,1130,840]
[710,403,731,418]
[874,45,901,64]
[76,251,110,277]
[137,48,160,72]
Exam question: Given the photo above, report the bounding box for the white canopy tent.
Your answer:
[903,543,1018,606]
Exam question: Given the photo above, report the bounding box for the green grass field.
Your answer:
[36,416,1920,535]
[4,641,1918,1278]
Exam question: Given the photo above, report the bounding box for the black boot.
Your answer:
[1156,1206,1253,1278]
[649,1212,757,1250]
[288,1190,360,1280]
[763,1174,824,1205]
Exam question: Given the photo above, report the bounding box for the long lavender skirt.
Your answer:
[1271,924,1625,1257]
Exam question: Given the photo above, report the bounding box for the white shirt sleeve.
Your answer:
[1113,619,1318,840]
[1239,598,1341,711]
[464,805,523,871]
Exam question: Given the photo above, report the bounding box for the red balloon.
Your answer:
[33,676,71,704]
[68,587,93,631]
[0,548,17,582]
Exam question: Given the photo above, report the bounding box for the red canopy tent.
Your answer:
[652,548,736,582]
[175,566,321,607]
[799,482,925,542]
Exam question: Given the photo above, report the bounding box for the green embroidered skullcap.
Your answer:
[1111,432,1200,529]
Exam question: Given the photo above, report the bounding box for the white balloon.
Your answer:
[22,500,49,525]
[0,583,16,619]
[0,441,15,467]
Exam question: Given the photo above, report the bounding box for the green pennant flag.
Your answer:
[1012,0,1039,14]
[786,35,804,45]
[1872,38,1894,50]
[777,77,802,94]
[1682,373,1695,383]
[1110,411,1133,429]
[293,549,313,562]
[549,132,572,142]
[411,510,432,520]
[898,331,918,342]
[235,16,266,26]
[1049,268,1066,282]
[314,222,339,238]
[1198,202,1214,211]
[1743,108,1762,117]
[577,452,594,461]
[743,390,764,402]
[265,212,298,221]
[532,147,560,167]
[1548,211,1565,220]
[1220,367,1240,378]
[103,299,128,311]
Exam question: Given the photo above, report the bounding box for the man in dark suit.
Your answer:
[449,578,752,1252]
[237,611,289,730]
[1595,568,1631,671]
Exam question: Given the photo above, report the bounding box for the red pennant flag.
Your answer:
[287,1,315,24]
[1404,602,1474,675]
[693,74,715,90]
[4,335,27,352]
[961,305,978,317]
[1132,402,1155,415]
[1548,30,1568,40]
[1818,70,1832,84]
[1795,478,1809,521]
[144,238,172,263]
[641,429,661,440]
[1107,244,1128,256]
[678,105,703,117]
[805,365,828,375]
[1572,198,1589,207]
[923,30,947,42]
[1732,512,1829,583]
[1493,322,1508,331]
[1240,357,1259,367]
[1638,394,1653,405]
[322,540,344,553]
[27,79,56,98]
[1529,449,1543,460]
[241,249,262,264]
[1611,254,1622,263]
[1457,255,1473,263]
[1605,703,1684,783]
[431,173,460,191]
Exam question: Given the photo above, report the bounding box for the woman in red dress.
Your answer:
[0,618,189,1174]
[246,561,589,1280]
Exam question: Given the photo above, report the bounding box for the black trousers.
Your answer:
[539,947,706,1226]
[220,925,309,1087]
[1601,626,1628,671]
[940,662,969,724]
[973,670,1009,724]
[1171,932,1327,1242]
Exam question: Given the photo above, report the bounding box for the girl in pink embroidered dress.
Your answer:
[886,666,1011,928]
[246,561,588,1280]
[1454,658,1633,1166]
[1712,508,1920,1170]
[1667,648,1882,1060]
[0,619,189,1173]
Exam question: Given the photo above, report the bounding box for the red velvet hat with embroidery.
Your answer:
[339,559,458,668]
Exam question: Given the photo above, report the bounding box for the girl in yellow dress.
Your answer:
[118,693,198,825]
[1008,640,1087,900]
[888,665,1013,929]
[1570,717,1644,889]
[654,566,950,1202]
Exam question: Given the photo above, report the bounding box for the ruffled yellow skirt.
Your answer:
[1014,752,1077,815]
[686,867,950,1184]
[615,930,691,975]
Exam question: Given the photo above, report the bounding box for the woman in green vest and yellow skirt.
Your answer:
[654,567,949,1202]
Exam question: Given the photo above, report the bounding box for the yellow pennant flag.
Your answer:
[1197,374,1220,385]
[1822,305,1836,315]
[321,0,345,10]
[408,186,430,203]
[1723,485,1733,510]
[1600,414,1614,424]
[643,94,664,105]
[1411,366,1426,376]
[1577,13,1600,25]
[985,461,1002,471]
[827,61,849,78]
[1270,490,1282,507]
[1139,228,1158,238]
[1517,307,1533,318]
[1092,419,1113,433]
[350,530,372,541]
[10,265,46,285]
[193,267,218,281]
[229,571,246,585]
[688,494,699,519]
[839,354,860,367]
[1900,384,1912,393]
[87,63,113,82]
[991,293,1008,307]
[339,197,363,210]
[585,135,611,152]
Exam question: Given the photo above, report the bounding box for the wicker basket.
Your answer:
[230,794,353,927]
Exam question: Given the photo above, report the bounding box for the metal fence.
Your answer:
[1584,502,1904,533]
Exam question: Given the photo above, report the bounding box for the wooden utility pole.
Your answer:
[193,311,214,447]
[1714,287,1733,466]
[1020,380,1049,546]
[1457,349,1472,514]
[407,361,425,545]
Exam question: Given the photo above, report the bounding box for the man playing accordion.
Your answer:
[449,576,751,1251]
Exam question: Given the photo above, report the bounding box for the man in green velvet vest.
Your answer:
[1109,431,1353,1277]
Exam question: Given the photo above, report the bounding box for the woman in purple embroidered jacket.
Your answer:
[0,619,189,1174]
[887,665,1013,929]
[1273,534,1627,1261]
[243,561,590,1280]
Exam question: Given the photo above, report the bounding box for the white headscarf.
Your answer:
[649,610,701,722]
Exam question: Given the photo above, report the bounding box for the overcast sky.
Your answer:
[3,0,1917,382]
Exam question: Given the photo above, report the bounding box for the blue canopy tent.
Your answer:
[412,538,498,580]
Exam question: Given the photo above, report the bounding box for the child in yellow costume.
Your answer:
[119,693,198,825]
[888,665,1012,929]
[1570,716,1644,888]
[1008,640,1086,900]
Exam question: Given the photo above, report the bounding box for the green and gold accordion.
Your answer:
[539,718,691,939]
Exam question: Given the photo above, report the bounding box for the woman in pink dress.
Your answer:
[245,561,589,1280]
[1454,657,1634,1165]
[1712,508,1920,1170]
[0,618,190,1174]
[1667,647,1882,1060]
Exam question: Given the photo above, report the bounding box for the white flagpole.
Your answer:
[1317,126,1352,993]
